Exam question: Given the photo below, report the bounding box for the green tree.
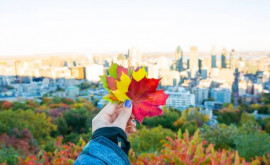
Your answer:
[129,126,174,154]
[217,107,242,125]
[52,117,69,136]
[234,131,270,160]
[0,147,20,165]
[173,108,209,132]
[201,124,238,149]
[142,107,181,131]
[63,108,90,133]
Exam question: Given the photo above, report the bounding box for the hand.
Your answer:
[92,100,136,136]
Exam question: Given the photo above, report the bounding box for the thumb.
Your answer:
[113,100,132,130]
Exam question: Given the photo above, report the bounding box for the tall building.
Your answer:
[210,88,231,103]
[230,49,235,70]
[211,46,217,68]
[175,46,184,71]
[232,68,239,107]
[221,48,227,68]
[189,46,199,77]
[198,59,202,74]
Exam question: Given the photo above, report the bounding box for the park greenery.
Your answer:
[0,94,270,164]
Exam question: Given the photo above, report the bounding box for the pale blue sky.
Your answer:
[0,0,269,56]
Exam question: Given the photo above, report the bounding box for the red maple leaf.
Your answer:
[126,77,168,123]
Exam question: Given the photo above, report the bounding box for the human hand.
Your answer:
[92,100,136,136]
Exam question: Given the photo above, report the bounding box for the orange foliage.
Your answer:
[18,136,85,165]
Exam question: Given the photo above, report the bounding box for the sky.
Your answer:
[0,0,270,56]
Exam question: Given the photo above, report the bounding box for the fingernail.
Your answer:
[132,119,136,123]
[124,100,132,108]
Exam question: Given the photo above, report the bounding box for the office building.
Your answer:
[211,46,217,68]
[210,88,232,103]
[165,87,195,110]
[175,46,184,71]
[221,48,227,68]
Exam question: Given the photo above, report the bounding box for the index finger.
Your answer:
[99,103,117,116]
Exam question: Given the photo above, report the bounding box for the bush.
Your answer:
[0,128,38,156]
[63,132,91,144]
[142,108,181,131]
[173,108,209,135]
[201,124,238,149]
[63,108,90,133]
[52,117,69,136]
[129,130,267,164]
[0,110,56,145]
[234,131,270,160]
[0,147,20,165]
[217,107,242,125]
[1,101,12,110]
[129,126,174,154]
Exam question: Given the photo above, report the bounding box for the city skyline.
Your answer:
[0,0,270,56]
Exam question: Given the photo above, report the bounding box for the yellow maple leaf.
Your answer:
[132,67,148,81]
[112,72,131,102]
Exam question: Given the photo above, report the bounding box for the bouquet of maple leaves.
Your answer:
[100,63,169,123]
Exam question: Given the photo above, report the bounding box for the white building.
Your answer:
[165,87,195,110]
[85,64,104,82]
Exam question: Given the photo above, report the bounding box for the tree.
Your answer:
[173,108,209,134]
[234,131,270,160]
[129,126,174,154]
[0,110,56,145]
[63,108,90,133]
[129,130,268,164]
[142,108,181,131]
[1,101,12,110]
[217,107,242,125]
[201,124,238,149]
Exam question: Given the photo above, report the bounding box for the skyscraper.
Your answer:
[198,59,202,74]
[230,49,235,70]
[232,68,239,107]
[189,46,199,77]
[211,46,217,68]
[175,46,183,71]
[221,48,227,68]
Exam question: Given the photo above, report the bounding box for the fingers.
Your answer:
[125,126,136,135]
[99,103,117,116]
[127,118,136,127]
[125,118,136,135]
[112,100,132,130]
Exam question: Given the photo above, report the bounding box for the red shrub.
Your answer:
[1,101,12,110]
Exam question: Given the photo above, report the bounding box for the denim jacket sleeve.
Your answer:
[74,136,130,165]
